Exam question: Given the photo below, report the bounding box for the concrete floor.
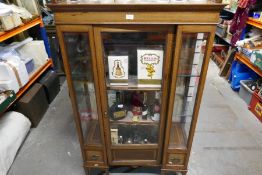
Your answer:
[7,61,262,175]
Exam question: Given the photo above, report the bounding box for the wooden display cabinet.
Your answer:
[48,1,224,174]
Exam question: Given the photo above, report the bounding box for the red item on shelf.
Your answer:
[238,0,249,8]
[132,106,142,116]
[249,91,262,123]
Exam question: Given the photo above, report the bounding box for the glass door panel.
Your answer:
[102,32,166,89]
[169,33,208,149]
[63,32,102,145]
[101,31,167,146]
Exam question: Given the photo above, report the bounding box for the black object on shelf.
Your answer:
[39,70,60,104]
[110,91,127,121]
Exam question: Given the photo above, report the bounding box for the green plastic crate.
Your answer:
[0,90,16,113]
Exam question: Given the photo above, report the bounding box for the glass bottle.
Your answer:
[151,91,160,121]
[110,91,127,120]
[142,92,148,120]
[118,135,124,144]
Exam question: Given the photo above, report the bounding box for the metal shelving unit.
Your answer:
[0,17,42,42]
[232,18,262,77]
[246,17,262,30]
[235,53,262,77]
[0,17,53,113]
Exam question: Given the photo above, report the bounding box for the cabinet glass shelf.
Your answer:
[110,116,159,125]
[110,123,159,145]
[106,76,162,91]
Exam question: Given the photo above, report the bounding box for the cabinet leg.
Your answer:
[182,171,187,175]
[160,171,166,175]
[104,168,109,175]
[84,167,91,175]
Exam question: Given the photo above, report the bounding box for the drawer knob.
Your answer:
[169,158,180,164]
[91,154,100,160]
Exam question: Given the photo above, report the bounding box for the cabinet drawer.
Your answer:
[167,154,186,166]
[113,149,157,161]
[86,151,103,162]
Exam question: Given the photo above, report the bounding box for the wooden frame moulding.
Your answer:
[53,11,220,25]
[162,25,216,172]
[55,25,108,168]
[93,25,174,165]
[48,2,225,12]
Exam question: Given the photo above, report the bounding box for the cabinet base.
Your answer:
[161,168,188,175]
[84,165,187,175]
[84,167,109,175]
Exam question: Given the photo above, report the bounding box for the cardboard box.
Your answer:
[15,83,48,127]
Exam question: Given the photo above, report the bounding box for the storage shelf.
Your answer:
[106,76,161,91]
[235,53,262,77]
[0,17,42,42]
[215,32,231,44]
[2,59,53,113]
[246,18,262,30]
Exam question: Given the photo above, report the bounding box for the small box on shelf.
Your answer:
[14,0,41,16]
[0,11,23,32]
[15,83,49,127]
[108,55,128,86]
[137,48,163,87]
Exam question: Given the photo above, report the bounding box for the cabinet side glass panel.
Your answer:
[169,33,208,149]
[63,32,102,145]
[101,32,166,145]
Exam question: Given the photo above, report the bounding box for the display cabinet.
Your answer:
[49,1,224,174]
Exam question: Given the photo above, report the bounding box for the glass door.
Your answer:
[94,26,173,164]
[56,25,106,166]
[163,25,215,168]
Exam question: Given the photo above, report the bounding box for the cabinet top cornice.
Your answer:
[48,1,225,12]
